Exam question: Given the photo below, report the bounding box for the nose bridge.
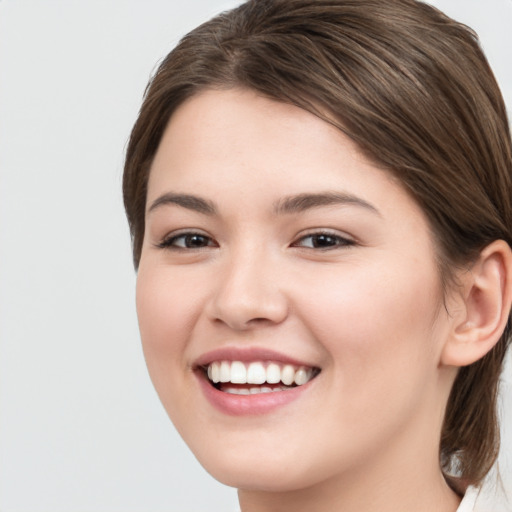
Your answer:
[209,241,288,330]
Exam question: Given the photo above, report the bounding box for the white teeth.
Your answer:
[266,363,281,384]
[210,362,220,383]
[225,386,289,395]
[219,361,231,383]
[281,365,295,386]
[247,362,267,384]
[230,361,247,384]
[224,387,249,395]
[294,367,309,386]
[206,360,317,388]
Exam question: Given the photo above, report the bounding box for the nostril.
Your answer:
[249,317,272,324]
[213,314,285,331]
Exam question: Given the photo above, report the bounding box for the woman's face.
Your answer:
[137,88,454,491]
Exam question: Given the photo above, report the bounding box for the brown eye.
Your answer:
[158,232,217,249]
[294,233,354,249]
[181,234,211,248]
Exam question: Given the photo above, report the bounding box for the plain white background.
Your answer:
[0,1,511,511]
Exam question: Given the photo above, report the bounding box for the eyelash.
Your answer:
[292,231,355,250]
[156,230,355,252]
[156,231,217,250]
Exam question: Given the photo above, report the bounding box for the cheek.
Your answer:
[135,264,200,394]
[304,256,438,332]
[286,262,446,472]
[299,257,443,400]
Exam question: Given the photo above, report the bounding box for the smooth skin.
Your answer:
[136,88,512,512]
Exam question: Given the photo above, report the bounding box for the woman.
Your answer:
[123,1,512,510]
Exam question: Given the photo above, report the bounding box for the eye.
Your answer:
[157,232,217,250]
[293,232,355,250]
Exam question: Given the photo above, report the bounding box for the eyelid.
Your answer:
[155,229,218,250]
[153,228,356,251]
[291,229,356,249]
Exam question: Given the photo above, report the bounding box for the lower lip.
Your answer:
[196,372,315,416]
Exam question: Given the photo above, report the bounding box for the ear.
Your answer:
[441,240,512,367]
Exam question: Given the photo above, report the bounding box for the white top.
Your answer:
[456,484,511,512]
[457,486,479,512]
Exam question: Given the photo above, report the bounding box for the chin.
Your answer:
[189,439,340,493]
[204,460,314,492]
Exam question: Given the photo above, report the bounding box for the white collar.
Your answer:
[456,486,479,512]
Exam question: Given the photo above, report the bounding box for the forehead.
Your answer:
[148,88,397,202]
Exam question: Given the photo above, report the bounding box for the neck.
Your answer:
[238,461,461,512]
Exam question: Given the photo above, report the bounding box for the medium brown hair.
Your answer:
[123,0,512,486]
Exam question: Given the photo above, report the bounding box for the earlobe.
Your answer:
[441,240,512,367]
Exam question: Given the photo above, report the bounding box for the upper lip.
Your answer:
[193,347,318,369]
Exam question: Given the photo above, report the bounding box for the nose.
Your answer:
[206,248,289,331]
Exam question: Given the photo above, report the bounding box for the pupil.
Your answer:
[314,234,335,247]
[187,235,207,247]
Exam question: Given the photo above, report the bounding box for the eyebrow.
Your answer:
[147,190,380,217]
[274,192,380,216]
[148,193,217,215]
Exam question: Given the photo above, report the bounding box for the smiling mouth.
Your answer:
[202,360,321,395]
